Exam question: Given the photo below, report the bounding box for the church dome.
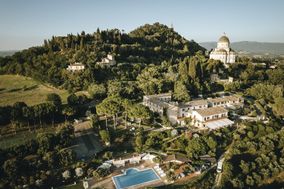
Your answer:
[218,35,230,43]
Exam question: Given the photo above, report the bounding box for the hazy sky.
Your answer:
[0,0,284,50]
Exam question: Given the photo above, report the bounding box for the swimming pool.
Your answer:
[112,168,160,189]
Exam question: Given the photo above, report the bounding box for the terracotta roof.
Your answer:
[164,154,190,163]
[186,99,208,106]
[144,93,172,99]
[208,97,228,103]
[199,155,216,163]
[194,107,227,117]
[114,153,141,161]
[224,96,240,101]
[208,96,241,103]
[148,98,169,108]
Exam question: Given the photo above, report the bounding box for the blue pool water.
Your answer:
[112,168,160,189]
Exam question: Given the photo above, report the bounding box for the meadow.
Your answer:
[0,74,69,106]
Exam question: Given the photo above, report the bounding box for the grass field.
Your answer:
[0,74,69,106]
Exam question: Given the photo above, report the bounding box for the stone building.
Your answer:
[210,34,236,64]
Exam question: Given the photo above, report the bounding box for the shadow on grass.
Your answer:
[23,85,38,91]
[8,88,22,92]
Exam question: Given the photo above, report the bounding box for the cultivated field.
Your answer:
[0,74,69,106]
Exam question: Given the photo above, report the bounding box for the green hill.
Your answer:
[0,23,205,92]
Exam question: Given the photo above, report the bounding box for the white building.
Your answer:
[210,34,236,64]
[143,93,242,130]
[67,62,85,72]
[191,107,234,129]
[97,54,116,67]
[179,99,209,116]
[143,93,172,114]
[208,95,244,108]
[166,104,180,124]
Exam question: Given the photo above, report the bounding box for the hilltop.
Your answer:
[0,23,205,92]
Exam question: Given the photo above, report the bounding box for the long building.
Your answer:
[143,93,243,130]
[191,107,234,129]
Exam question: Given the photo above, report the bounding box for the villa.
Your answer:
[191,107,234,129]
[97,54,116,67]
[143,93,243,130]
[178,99,209,117]
[111,154,143,168]
[208,95,244,108]
[67,62,85,71]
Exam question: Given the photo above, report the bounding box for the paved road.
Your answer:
[212,123,247,188]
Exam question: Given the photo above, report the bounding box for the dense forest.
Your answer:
[221,122,284,188]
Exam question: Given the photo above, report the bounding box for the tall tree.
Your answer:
[272,97,284,117]
[99,130,110,145]
[178,58,189,81]
[11,102,27,133]
[135,128,144,153]
[96,96,123,129]
[188,57,197,80]
[128,104,152,127]
[173,79,191,102]
[62,106,75,123]
[47,93,62,107]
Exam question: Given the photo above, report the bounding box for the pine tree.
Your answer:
[178,58,189,81]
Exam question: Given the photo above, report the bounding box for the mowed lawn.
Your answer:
[0,74,69,106]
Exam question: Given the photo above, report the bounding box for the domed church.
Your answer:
[209,34,236,64]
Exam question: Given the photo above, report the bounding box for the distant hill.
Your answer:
[0,50,18,57]
[199,41,284,55]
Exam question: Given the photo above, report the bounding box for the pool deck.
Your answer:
[112,168,160,189]
[90,161,166,189]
